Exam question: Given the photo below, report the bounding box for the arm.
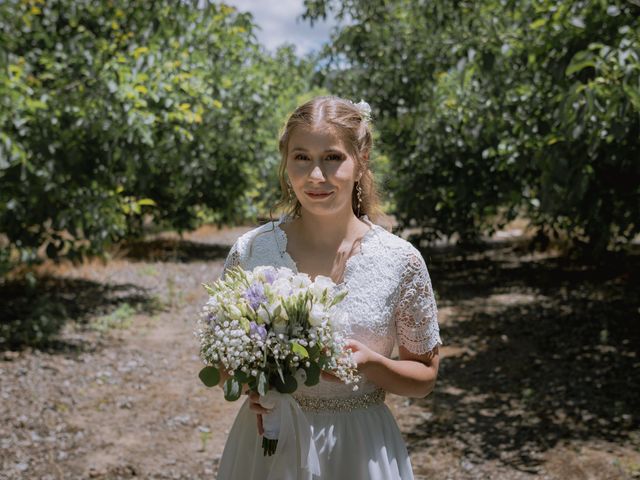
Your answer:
[328,245,442,398]
[341,340,440,398]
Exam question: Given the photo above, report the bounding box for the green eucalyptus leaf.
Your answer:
[223,377,242,401]
[273,374,297,394]
[304,362,321,387]
[198,366,220,388]
[257,370,268,396]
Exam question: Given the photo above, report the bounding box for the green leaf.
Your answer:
[529,18,547,30]
[291,341,309,358]
[328,290,348,307]
[273,374,297,394]
[623,84,640,111]
[304,362,321,387]
[223,377,242,401]
[565,51,596,76]
[307,344,320,358]
[198,366,220,387]
[235,369,249,383]
[257,370,268,396]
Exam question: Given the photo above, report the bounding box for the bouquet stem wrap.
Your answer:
[259,391,320,478]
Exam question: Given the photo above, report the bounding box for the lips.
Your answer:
[305,190,334,198]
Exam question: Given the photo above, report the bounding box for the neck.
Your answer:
[292,207,370,249]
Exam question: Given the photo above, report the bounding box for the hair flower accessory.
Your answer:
[349,99,372,122]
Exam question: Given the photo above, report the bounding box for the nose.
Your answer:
[309,164,325,181]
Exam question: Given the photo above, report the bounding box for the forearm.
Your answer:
[361,351,437,398]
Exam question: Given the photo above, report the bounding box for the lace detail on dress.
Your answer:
[221,241,241,280]
[394,246,443,355]
[222,217,443,398]
[274,213,377,287]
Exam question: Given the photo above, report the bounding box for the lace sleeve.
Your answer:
[221,240,241,280]
[394,246,443,355]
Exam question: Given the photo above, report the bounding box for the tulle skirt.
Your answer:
[216,396,414,479]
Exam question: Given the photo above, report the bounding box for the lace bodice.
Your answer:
[221,213,443,399]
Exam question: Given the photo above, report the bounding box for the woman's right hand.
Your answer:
[216,368,269,435]
[248,390,271,436]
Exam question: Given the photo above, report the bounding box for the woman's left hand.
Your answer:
[344,338,376,373]
[320,338,377,382]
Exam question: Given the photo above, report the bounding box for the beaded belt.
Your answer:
[293,388,386,413]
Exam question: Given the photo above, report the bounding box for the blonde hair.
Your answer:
[269,95,387,224]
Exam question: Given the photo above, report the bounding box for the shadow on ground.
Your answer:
[407,241,640,473]
[121,238,229,263]
[0,275,164,352]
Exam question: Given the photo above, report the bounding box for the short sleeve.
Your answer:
[221,240,241,280]
[394,246,443,355]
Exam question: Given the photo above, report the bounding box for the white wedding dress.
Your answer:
[215,213,443,480]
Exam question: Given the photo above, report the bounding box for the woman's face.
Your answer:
[286,126,361,218]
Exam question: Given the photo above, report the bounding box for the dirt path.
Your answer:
[1,224,639,479]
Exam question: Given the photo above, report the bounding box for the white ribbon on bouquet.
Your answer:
[259,390,320,479]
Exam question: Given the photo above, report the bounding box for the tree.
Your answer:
[0,0,312,271]
[303,0,640,252]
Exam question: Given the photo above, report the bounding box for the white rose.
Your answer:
[292,273,311,289]
[254,265,277,283]
[310,274,334,298]
[275,267,294,280]
[308,303,327,327]
[271,278,292,297]
[268,301,288,320]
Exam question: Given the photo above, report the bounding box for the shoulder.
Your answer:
[372,225,425,266]
[229,219,280,261]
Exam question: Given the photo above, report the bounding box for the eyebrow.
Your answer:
[290,147,344,153]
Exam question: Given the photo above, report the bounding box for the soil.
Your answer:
[1,221,639,479]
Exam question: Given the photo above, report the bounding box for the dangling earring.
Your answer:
[286,180,294,200]
[355,181,363,217]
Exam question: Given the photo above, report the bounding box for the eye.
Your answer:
[327,153,343,161]
[294,154,309,161]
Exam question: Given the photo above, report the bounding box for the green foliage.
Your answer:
[90,302,135,331]
[0,0,312,268]
[198,365,221,388]
[304,0,640,252]
[223,376,242,401]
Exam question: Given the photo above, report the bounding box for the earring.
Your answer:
[356,181,363,217]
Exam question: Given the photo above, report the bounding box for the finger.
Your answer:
[344,340,357,351]
[249,403,272,415]
[257,414,264,436]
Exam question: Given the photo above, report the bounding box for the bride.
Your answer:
[214,95,443,479]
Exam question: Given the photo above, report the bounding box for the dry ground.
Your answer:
[1,222,639,479]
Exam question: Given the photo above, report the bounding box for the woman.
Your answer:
[215,95,443,479]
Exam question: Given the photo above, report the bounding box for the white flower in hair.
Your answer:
[349,98,372,122]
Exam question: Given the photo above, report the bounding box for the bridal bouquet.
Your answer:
[195,264,361,456]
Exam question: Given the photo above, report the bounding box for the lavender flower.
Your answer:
[249,321,267,341]
[243,281,268,310]
[263,269,276,284]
